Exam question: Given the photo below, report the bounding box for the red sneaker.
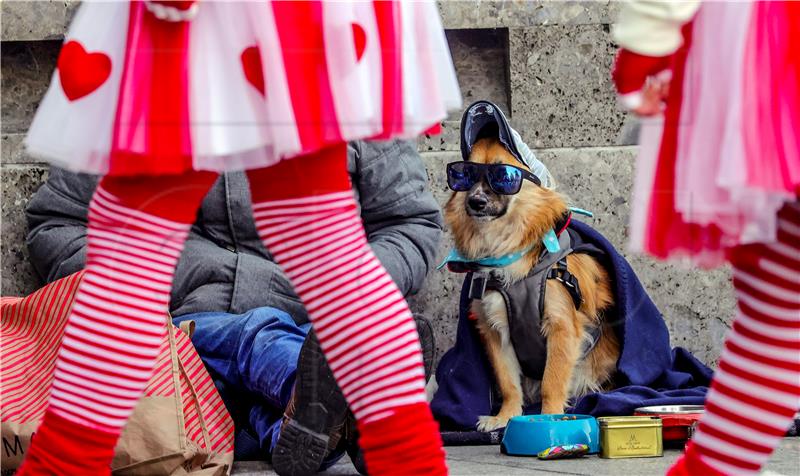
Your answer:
[357,403,448,476]
[16,412,118,476]
[667,442,726,476]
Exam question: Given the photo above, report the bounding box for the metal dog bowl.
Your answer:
[634,405,704,441]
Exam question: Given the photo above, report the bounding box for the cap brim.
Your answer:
[460,100,525,166]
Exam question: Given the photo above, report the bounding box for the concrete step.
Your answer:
[0,1,617,42]
[1,1,77,42]
[1,3,631,150]
[230,438,800,475]
[0,163,48,298]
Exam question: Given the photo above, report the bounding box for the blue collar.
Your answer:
[437,243,535,271]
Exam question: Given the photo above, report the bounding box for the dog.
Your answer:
[444,137,620,432]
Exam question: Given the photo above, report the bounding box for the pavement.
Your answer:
[232,438,800,475]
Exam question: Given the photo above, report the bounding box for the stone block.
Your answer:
[1,41,60,134]
[438,1,618,29]
[1,1,618,41]
[417,27,510,154]
[417,148,734,367]
[1,1,78,42]
[509,25,629,149]
[1,0,617,41]
[445,29,510,120]
[409,151,468,362]
[1,164,48,296]
[1,133,37,164]
[417,120,461,153]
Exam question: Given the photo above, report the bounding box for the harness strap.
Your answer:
[545,255,603,357]
[547,257,582,308]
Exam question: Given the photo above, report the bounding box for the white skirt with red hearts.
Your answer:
[25,1,461,176]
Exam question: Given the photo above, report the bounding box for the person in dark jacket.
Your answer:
[26,139,442,473]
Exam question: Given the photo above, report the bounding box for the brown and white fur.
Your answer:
[444,138,620,432]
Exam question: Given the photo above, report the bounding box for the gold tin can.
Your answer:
[598,416,663,458]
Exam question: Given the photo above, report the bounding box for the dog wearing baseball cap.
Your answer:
[441,101,619,431]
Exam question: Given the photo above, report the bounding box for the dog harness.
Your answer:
[462,218,606,380]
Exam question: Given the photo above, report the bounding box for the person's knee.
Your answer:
[241,307,307,333]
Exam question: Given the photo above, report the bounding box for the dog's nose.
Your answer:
[468,195,488,211]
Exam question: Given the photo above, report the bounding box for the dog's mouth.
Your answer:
[466,204,508,221]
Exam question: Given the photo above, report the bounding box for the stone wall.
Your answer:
[1,1,734,366]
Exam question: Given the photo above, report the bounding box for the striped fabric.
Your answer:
[1,273,84,424]
[1,272,234,463]
[687,202,800,475]
[251,191,428,423]
[173,330,235,454]
[46,185,192,432]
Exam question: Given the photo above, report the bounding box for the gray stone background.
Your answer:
[0,1,735,367]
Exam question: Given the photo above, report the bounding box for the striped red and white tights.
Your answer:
[669,202,800,475]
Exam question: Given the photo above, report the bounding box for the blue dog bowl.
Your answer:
[501,414,599,456]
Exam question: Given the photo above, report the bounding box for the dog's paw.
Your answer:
[477,415,508,432]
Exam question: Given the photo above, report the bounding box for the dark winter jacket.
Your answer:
[26,140,443,324]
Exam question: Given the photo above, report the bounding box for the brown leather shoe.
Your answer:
[272,331,348,476]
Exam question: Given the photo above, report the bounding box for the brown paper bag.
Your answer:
[1,272,235,475]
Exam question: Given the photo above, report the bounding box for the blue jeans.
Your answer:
[172,307,345,468]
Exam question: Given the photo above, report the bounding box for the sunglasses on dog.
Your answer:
[446,162,541,195]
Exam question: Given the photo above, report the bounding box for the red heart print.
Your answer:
[352,23,366,61]
[57,40,112,101]
[241,46,265,96]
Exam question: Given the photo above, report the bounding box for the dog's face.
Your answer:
[459,143,514,221]
[464,178,510,220]
[444,138,567,260]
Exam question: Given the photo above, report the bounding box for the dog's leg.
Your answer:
[475,299,524,431]
[540,282,582,414]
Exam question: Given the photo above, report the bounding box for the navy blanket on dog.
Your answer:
[430,220,713,430]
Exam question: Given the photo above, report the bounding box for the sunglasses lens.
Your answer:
[447,163,479,191]
[488,165,523,194]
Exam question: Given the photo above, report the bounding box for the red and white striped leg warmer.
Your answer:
[18,176,212,475]
[247,145,447,475]
[669,202,800,476]
[253,190,428,421]
[50,186,191,430]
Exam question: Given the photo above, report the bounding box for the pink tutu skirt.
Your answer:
[630,1,800,268]
[25,1,461,176]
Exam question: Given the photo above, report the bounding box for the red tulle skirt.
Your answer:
[631,1,800,267]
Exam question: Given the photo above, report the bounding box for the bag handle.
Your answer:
[178,319,196,339]
[166,314,189,452]
[173,322,215,455]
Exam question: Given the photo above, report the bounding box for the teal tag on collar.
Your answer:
[569,207,593,218]
[542,229,561,253]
